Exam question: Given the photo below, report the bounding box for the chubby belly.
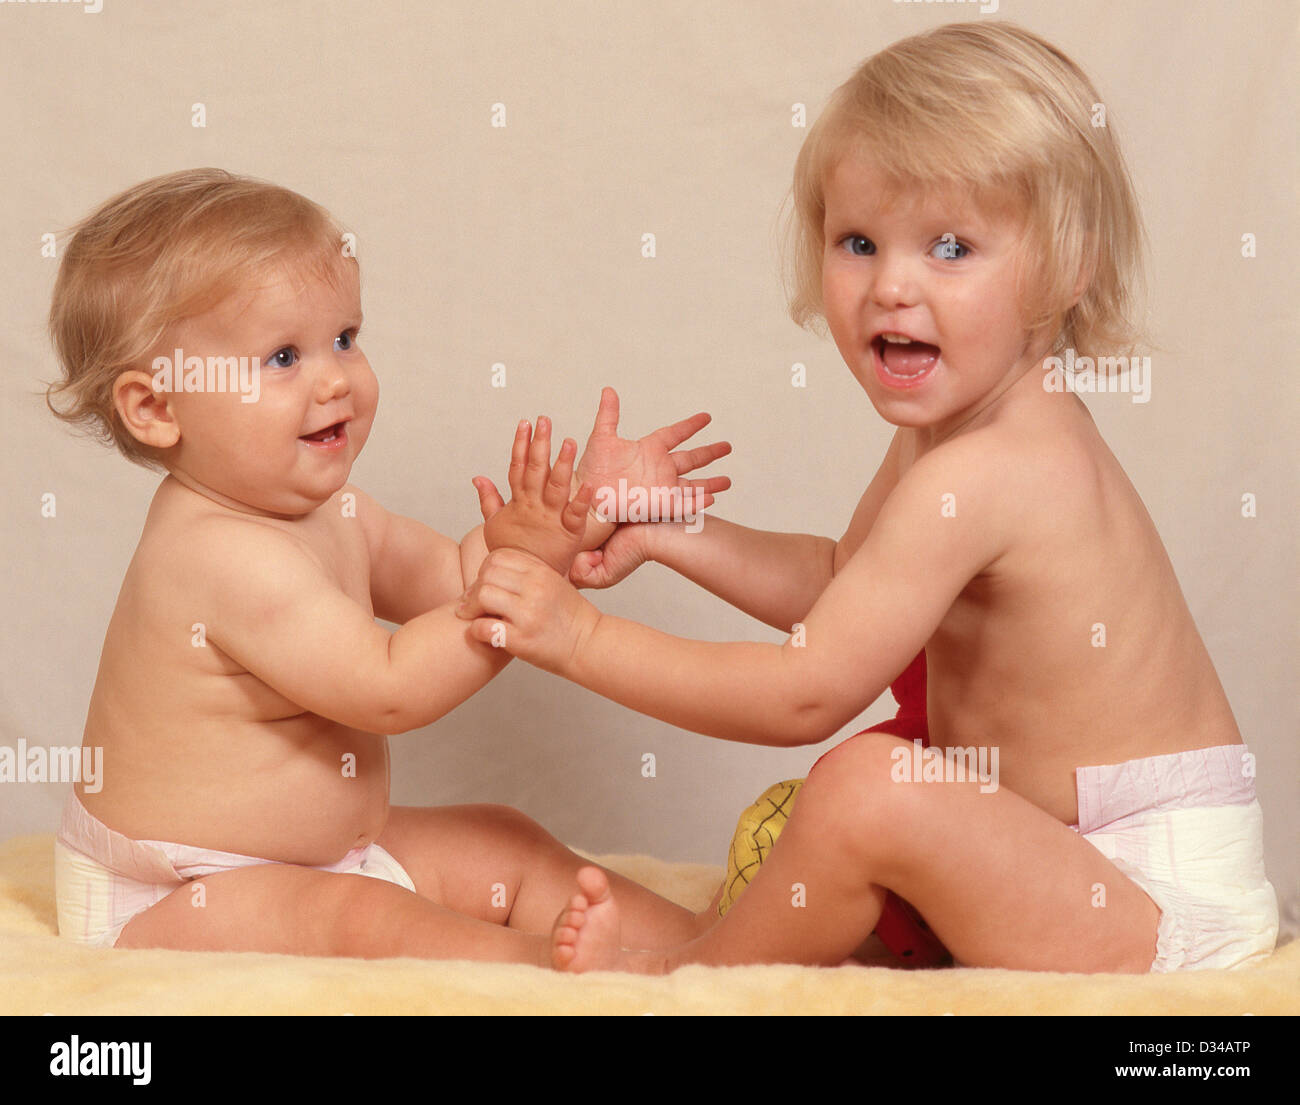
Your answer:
[80,715,391,866]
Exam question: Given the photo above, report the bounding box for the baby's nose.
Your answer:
[315,362,351,401]
[870,254,920,308]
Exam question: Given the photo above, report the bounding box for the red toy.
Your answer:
[817,650,951,967]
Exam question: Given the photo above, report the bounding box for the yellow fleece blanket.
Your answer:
[2,834,1294,1015]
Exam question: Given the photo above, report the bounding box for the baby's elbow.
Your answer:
[364,667,420,735]
[371,680,437,736]
[369,637,431,735]
[340,693,407,737]
[375,703,416,736]
[775,650,838,746]
[779,689,839,747]
[369,667,457,736]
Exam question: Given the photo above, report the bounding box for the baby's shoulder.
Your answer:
[893,412,1115,548]
[917,406,1108,493]
[135,488,326,594]
[895,423,1022,504]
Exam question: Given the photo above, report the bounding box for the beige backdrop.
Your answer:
[2,0,1295,940]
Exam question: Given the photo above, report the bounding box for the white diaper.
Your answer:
[1074,744,1278,972]
[55,789,417,949]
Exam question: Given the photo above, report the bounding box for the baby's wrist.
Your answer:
[527,551,572,576]
[634,520,664,563]
[642,518,693,563]
[563,604,604,680]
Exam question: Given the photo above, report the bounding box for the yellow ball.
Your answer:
[718,779,805,917]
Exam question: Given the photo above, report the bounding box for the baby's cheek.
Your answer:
[354,383,381,442]
[351,362,380,415]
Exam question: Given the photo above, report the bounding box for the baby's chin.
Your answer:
[166,462,353,520]
[249,483,352,519]
[852,379,936,428]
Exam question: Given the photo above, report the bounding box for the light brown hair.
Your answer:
[47,168,353,470]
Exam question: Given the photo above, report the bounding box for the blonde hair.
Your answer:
[46,168,353,471]
[786,22,1147,358]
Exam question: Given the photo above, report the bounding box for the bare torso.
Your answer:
[839,389,1241,825]
[77,477,390,864]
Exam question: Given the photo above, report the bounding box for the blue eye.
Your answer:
[267,347,297,368]
[335,331,352,352]
[842,235,874,256]
[931,236,968,261]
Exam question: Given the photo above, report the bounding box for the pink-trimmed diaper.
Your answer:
[1073,743,1278,972]
[54,789,416,949]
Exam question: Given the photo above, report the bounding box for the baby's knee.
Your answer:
[300,871,407,957]
[474,803,558,852]
[804,733,927,840]
[809,732,907,800]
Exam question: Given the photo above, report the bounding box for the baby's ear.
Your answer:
[113,370,181,451]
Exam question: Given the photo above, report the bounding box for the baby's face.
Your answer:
[158,260,378,517]
[820,154,1039,439]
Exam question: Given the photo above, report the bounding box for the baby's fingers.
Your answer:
[689,475,732,494]
[561,482,594,537]
[649,410,712,452]
[543,438,578,509]
[680,476,732,508]
[679,488,715,515]
[454,582,486,620]
[457,579,516,622]
[472,477,507,522]
[672,440,733,475]
[507,420,532,496]
[468,616,515,649]
[523,415,553,495]
[589,386,621,438]
[568,549,603,588]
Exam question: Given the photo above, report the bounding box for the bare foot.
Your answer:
[551,866,625,972]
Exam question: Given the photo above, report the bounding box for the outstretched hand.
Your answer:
[472,417,593,575]
[577,387,731,522]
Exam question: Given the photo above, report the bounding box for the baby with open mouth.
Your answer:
[45,167,731,962]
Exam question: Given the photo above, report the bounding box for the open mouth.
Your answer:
[872,333,940,387]
[298,420,349,449]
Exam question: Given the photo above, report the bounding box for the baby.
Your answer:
[457,22,1280,974]
[45,168,730,963]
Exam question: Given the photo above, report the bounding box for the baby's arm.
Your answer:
[574,428,907,631]
[193,515,514,736]
[350,485,492,626]
[635,518,836,632]
[459,433,1005,746]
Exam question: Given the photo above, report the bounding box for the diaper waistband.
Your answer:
[57,788,379,883]
[1075,743,1256,835]
[57,789,183,886]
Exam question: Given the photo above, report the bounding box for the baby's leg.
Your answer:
[376,804,705,947]
[117,863,550,963]
[555,733,1160,973]
[698,871,892,965]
